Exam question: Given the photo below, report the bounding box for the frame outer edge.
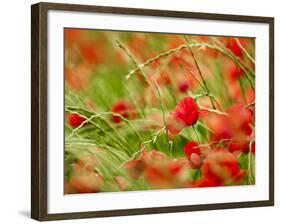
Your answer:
[31,3,40,220]
[269,17,274,205]
[38,2,274,22]
[30,2,275,221]
[31,3,48,221]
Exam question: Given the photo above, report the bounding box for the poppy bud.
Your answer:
[111,100,135,123]
[184,141,201,158]
[68,113,86,128]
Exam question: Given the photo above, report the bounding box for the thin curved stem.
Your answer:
[248,141,254,184]
[234,38,255,64]
[192,126,201,143]
[116,40,150,85]
[199,106,228,116]
[184,35,216,109]
[155,81,170,149]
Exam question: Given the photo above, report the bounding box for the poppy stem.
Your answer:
[238,77,248,104]
[248,141,254,184]
[155,82,171,152]
[193,169,201,180]
[192,126,201,143]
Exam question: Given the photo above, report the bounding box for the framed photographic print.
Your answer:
[31,2,274,221]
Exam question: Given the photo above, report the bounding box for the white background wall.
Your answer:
[0,0,279,223]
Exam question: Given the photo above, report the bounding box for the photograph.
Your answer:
[64,29,256,194]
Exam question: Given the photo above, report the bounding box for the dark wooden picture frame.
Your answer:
[31,2,274,221]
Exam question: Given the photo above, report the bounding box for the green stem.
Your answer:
[248,141,254,184]
[192,126,201,143]
[184,35,217,109]
[155,82,170,150]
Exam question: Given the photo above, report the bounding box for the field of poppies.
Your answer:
[64,28,255,194]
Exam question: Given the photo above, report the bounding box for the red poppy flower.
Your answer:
[193,177,221,188]
[111,100,136,123]
[156,72,171,86]
[251,142,255,155]
[141,149,167,165]
[68,113,86,128]
[168,162,183,176]
[228,140,255,155]
[229,64,244,81]
[69,171,103,194]
[167,97,199,135]
[205,104,253,144]
[227,104,253,136]
[184,141,201,158]
[144,166,170,188]
[178,80,189,93]
[200,150,245,185]
[65,65,91,91]
[79,41,104,65]
[143,158,190,188]
[226,38,243,57]
[228,140,249,153]
[184,141,202,167]
[124,159,144,179]
[124,150,167,180]
[64,29,82,47]
[67,158,103,194]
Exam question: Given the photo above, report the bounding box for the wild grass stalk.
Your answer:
[184,35,217,109]
[234,38,255,64]
[155,81,171,155]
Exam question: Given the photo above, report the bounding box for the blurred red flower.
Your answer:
[111,100,136,123]
[168,97,199,135]
[69,170,103,194]
[65,65,92,91]
[251,142,255,155]
[229,140,255,155]
[124,159,144,179]
[184,141,201,158]
[124,150,192,188]
[141,149,167,165]
[68,113,86,128]
[192,177,221,188]
[155,72,172,86]
[178,80,189,93]
[142,152,191,188]
[205,104,253,147]
[228,63,244,82]
[79,41,104,65]
[228,104,253,136]
[226,38,243,57]
[64,29,82,47]
[195,149,245,187]
[184,141,202,167]
[66,156,103,194]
